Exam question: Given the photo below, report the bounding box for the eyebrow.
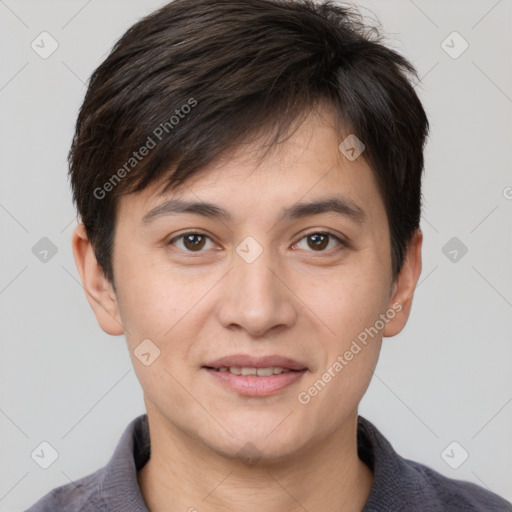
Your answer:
[141,195,367,226]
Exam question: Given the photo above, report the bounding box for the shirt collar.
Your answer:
[96,413,409,511]
[97,414,151,510]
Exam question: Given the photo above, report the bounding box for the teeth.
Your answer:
[215,366,292,376]
[256,367,274,377]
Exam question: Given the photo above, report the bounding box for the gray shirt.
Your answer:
[25,414,512,511]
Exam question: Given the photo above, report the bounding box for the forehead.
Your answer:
[116,108,386,228]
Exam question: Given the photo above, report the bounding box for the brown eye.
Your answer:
[169,232,214,252]
[183,234,206,251]
[307,233,329,251]
[295,232,345,253]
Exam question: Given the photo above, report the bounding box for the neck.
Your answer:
[137,406,373,512]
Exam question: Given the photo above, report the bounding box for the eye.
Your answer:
[168,232,216,252]
[168,230,347,254]
[293,231,346,253]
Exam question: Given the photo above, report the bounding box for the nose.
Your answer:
[215,241,298,338]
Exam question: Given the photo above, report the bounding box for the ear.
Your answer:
[383,229,423,338]
[71,223,125,335]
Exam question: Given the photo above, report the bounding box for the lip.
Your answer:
[202,354,308,397]
[203,354,308,371]
[204,368,307,396]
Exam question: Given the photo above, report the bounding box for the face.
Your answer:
[74,107,421,462]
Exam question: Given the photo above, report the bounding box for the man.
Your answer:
[26,0,512,510]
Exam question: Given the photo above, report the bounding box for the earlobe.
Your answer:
[71,224,125,336]
[383,229,423,338]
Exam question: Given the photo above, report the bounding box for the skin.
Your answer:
[72,106,422,511]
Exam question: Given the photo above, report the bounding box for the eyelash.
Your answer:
[167,230,347,255]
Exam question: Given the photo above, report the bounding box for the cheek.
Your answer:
[114,250,192,334]
[293,256,390,343]
[114,256,221,377]
[299,255,389,422]
[293,334,382,446]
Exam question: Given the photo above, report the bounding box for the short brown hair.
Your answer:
[69,0,429,285]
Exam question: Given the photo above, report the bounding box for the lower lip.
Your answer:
[203,368,306,397]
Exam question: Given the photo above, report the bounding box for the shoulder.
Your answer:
[24,414,149,512]
[357,416,512,511]
[24,468,105,512]
[402,457,512,511]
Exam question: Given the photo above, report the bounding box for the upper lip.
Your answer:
[203,354,308,371]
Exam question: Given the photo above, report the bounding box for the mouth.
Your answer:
[202,355,308,397]
[204,366,301,376]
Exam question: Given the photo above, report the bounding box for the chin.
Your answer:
[208,435,303,466]
[197,415,309,464]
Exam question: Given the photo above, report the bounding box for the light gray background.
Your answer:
[1,0,511,510]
